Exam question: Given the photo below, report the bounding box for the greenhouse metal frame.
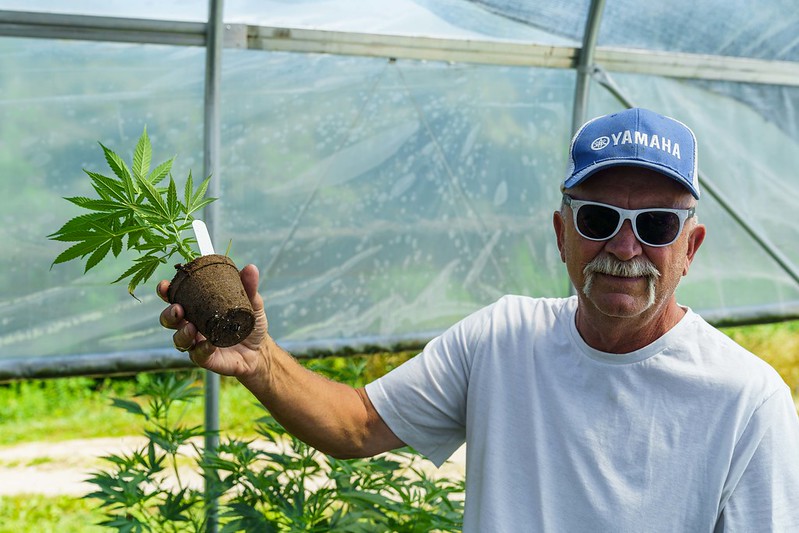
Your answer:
[1,1,798,379]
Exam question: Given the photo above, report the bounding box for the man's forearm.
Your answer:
[237,335,403,458]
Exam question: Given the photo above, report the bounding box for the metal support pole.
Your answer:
[203,0,223,531]
[568,0,607,296]
[571,0,607,135]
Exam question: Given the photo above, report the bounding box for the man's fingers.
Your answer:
[159,303,184,329]
[240,264,260,299]
[172,322,198,352]
[188,340,216,366]
[156,280,171,303]
[239,264,265,316]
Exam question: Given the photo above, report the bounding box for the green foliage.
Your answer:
[48,129,216,298]
[0,357,407,448]
[722,320,799,396]
[84,372,207,532]
[207,415,463,533]
[0,494,106,533]
[0,376,142,445]
[85,369,465,532]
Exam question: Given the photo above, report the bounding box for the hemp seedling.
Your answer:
[48,128,216,299]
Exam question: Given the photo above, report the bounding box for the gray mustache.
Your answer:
[583,255,661,279]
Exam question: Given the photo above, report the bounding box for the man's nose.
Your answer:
[604,219,643,261]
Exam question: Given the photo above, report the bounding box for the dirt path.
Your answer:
[0,437,150,496]
[0,437,465,497]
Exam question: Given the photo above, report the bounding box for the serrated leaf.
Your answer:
[147,441,157,469]
[100,142,137,201]
[185,197,216,217]
[86,170,128,203]
[49,230,104,243]
[132,127,151,181]
[115,254,165,297]
[112,262,144,286]
[63,196,95,207]
[148,158,173,186]
[128,203,162,221]
[85,239,113,272]
[48,212,112,238]
[51,215,125,240]
[133,233,171,249]
[51,240,102,266]
[166,177,179,218]
[112,235,123,257]
[110,398,146,417]
[183,171,194,210]
[64,197,126,213]
[190,175,212,209]
[140,176,169,214]
[136,178,171,224]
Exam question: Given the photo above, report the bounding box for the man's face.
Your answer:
[553,167,705,320]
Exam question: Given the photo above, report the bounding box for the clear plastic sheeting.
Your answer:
[0,0,798,371]
[224,0,576,44]
[220,54,572,342]
[0,37,206,358]
[476,0,799,59]
[475,0,799,147]
[0,0,209,22]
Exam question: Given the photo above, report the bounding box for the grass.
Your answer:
[0,353,415,447]
[0,494,105,533]
[0,329,797,530]
[0,372,267,447]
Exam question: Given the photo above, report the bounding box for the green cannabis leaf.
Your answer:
[48,128,217,298]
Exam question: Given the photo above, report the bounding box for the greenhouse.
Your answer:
[2,0,799,378]
[1,0,799,530]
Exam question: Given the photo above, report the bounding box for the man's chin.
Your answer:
[582,287,656,318]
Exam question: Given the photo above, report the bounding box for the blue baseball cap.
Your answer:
[563,108,700,199]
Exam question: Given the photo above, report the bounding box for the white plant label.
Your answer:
[192,220,216,256]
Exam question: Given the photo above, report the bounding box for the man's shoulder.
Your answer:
[473,295,576,337]
[678,310,788,398]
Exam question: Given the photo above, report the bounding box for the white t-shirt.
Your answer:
[365,295,799,532]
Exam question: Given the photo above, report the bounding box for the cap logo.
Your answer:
[607,130,682,159]
[590,136,610,150]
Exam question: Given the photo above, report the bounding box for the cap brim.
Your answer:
[563,160,700,199]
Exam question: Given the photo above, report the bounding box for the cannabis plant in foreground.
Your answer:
[48,128,215,298]
[86,363,465,532]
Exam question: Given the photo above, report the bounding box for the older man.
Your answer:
[160,108,799,532]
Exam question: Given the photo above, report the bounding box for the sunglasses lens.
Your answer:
[575,204,620,240]
[635,211,681,246]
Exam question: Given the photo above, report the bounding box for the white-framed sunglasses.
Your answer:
[562,194,696,247]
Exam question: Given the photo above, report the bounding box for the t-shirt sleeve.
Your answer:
[717,385,799,531]
[364,303,492,467]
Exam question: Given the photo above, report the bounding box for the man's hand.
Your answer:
[157,263,269,381]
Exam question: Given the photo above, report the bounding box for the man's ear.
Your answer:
[553,210,566,263]
[683,222,706,276]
